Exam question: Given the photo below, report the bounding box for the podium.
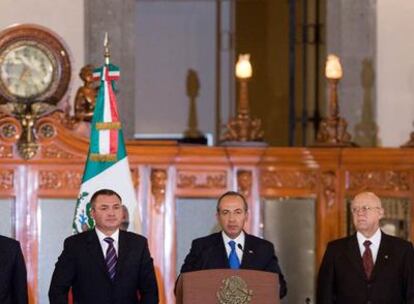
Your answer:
[176,269,279,304]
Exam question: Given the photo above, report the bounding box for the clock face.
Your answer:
[0,44,55,98]
[0,24,71,105]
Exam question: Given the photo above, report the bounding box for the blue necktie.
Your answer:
[104,237,117,280]
[228,240,240,269]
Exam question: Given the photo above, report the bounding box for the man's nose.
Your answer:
[228,212,236,220]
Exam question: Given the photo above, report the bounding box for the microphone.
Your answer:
[237,243,254,254]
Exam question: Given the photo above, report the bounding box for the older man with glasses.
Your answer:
[317,191,414,304]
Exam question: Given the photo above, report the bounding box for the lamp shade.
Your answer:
[235,54,252,79]
[325,54,343,79]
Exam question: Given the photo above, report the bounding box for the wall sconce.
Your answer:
[221,54,264,143]
[315,54,355,146]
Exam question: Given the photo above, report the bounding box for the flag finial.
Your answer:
[104,32,110,64]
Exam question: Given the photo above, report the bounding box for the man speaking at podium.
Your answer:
[180,191,287,299]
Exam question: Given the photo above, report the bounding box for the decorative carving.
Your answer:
[151,169,167,212]
[221,77,264,142]
[177,170,227,189]
[45,110,77,130]
[347,170,410,191]
[14,103,50,159]
[261,170,318,190]
[39,170,82,190]
[1,123,18,139]
[0,145,13,158]
[237,170,252,198]
[41,144,77,159]
[0,169,13,190]
[130,168,139,188]
[0,102,76,161]
[217,276,253,304]
[315,74,355,146]
[36,121,56,141]
[321,171,336,208]
[74,64,98,122]
[316,116,353,146]
[0,115,21,144]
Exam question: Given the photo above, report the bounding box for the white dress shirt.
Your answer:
[356,228,381,263]
[95,228,119,258]
[222,231,245,263]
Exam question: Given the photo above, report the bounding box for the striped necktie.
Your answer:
[104,237,117,280]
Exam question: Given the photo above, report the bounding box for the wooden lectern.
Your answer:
[176,269,279,304]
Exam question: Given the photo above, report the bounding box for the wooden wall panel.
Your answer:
[1,118,414,303]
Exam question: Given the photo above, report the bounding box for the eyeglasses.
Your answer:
[351,206,381,214]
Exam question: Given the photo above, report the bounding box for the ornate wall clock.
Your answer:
[0,24,71,105]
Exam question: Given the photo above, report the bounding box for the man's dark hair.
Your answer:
[90,189,122,208]
[216,191,248,212]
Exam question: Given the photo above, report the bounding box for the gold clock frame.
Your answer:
[0,24,71,105]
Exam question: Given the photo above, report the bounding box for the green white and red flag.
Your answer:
[72,55,140,234]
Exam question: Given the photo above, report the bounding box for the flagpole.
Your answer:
[104,32,110,65]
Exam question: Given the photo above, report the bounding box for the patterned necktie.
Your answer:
[228,240,240,269]
[362,240,374,279]
[104,237,117,280]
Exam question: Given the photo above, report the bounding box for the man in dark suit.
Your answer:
[49,189,158,304]
[0,235,28,304]
[179,191,287,299]
[317,191,414,304]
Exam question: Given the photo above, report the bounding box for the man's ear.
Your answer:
[379,207,385,219]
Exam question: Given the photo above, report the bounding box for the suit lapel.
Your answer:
[370,232,390,281]
[345,234,367,280]
[240,233,254,268]
[114,230,129,281]
[86,230,111,281]
[211,233,229,268]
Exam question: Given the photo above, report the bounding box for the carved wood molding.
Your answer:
[41,144,79,159]
[0,145,13,158]
[261,170,318,190]
[130,168,139,188]
[39,170,82,190]
[0,115,21,144]
[237,170,252,198]
[177,170,227,190]
[151,168,167,212]
[347,170,410,191]
[0,169,13,190]
[321,171,336,208]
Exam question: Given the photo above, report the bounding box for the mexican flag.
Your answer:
[72,60,140,234]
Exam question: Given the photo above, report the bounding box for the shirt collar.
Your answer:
[95,228,120,243]
[356,228,381,245]
[221,230,245,247]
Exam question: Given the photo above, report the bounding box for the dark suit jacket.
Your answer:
[49,229,158,304]
[180,232,287,298]
[0,235,28,304]
[317,232,414,304]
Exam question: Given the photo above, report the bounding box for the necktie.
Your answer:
[362,240,374,279]
[104,237,117,280]
[228,240,240,269]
